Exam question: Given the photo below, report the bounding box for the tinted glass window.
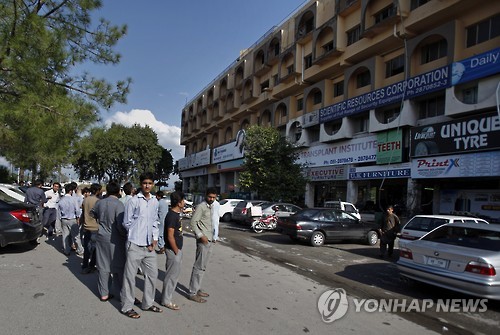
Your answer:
[219,200,228,205]
[0,190,20,204]
[294,209,322,219]
[344,204,355,213]
[423,226,500,251]
[405,217,448,232]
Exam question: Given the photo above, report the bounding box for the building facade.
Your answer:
[179,0,500,222]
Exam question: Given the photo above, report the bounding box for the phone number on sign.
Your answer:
[325,155,376,165]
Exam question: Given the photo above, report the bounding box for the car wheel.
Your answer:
[222,213,232,222]
[310,231,325,247]
[367,230,378,246]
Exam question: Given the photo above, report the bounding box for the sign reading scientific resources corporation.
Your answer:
[411,151,500,179]
[297,135,377,167]
[410,112,500,157]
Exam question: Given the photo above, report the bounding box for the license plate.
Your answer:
[426,257,447,268]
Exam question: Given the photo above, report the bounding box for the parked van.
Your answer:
[323,201,361,220]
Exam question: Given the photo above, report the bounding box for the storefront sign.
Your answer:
[318,48,499,123]
[451,47,500,85]
[410,112,500,157]
[349,163,410,180]
[304,165,347,181]
[178,148,211,171]
[179,167,208,178]
[411,151,500,179]
[377,129,402,164]
[216,159,244,172]
[439,189,500,223]
[213,130,246,164]
[297,135,377,167]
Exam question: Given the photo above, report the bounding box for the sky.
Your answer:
[1,0,309,182]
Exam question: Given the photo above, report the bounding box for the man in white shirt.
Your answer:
[42,182,61,237]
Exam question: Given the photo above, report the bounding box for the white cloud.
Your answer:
[104,109,185,162]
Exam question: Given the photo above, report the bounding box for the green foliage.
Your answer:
[0,165,15,183]
[239,125,307,202]
[72,123,169,182]
[0,0,130,179]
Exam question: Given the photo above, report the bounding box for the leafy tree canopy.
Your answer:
[239,125,307,202]
[0,0,130,179]
[73,123,172,183]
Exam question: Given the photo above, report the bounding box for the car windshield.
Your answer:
[405,217,448,232]
[423,226,500,251]
[219,199,229,205]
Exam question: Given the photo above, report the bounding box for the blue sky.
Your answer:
[91,0,308,162]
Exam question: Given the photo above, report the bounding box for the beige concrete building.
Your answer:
[179,0,500,222]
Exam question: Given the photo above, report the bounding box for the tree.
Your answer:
[73,123,168,183]
[155,148,174,185]
[0,1,130,179]
[239,125,307,202]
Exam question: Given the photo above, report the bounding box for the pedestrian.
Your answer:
[24,179,47,208]
[91,181,127,302]
[155,190,168,254]
[160,191,185,310]
[120,172,163,319]
[379,205,401,258]
[187,187,218,303]
[120,182,134,205]
[42,182,61,238]
[81,183,102,274]
[58,183,84,256]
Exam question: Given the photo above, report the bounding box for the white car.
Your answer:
[399,214,489,243]
[324,201,361,220]
[0,183,26,202]
[218,199,244,222]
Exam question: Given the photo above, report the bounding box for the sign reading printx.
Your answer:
[410,112,500,157]
[319,47,500,123]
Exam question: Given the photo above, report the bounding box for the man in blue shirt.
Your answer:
[120,172,163,319]
[58,183,83,256]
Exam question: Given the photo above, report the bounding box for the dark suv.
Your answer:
[232,200,269,224]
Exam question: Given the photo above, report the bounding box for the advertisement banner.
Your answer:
[212,130,246,164]
[440,189,500,224]
[376,129,402,164]
[349,163,410,180]
[411,151,500,179]
[304,165,347,181]
[410,112,500,157]
[297,135,378,167]
[451,47,500,86]
[178,148,211,171]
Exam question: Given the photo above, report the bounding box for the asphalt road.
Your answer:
[216,220,500,335]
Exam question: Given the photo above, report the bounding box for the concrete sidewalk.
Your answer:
[0,232,436,334]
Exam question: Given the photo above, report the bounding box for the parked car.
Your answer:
[397,222,500,300]
[260,202,302,218]
[0,183,26,203]
[218,199,244,222]
[0,191,42,247]
[276,208,379,247]
[232,200,269,224]
[324,201,361,220]
[400,215,489,242]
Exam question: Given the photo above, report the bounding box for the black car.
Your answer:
[0,190,42,247]
[276,208,379,247]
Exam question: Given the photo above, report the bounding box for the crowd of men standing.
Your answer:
[23,174,220,319]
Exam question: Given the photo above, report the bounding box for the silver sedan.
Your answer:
[397,222,500,300]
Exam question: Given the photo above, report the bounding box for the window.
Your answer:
[411,0,430,10]
[347,25,361,46]
[297,98,304,111]
[466,15,500,47]
[287,65,294,75]
[334,81,344,97]
[323,41,334,53]
[418,93,445,119]
[462,86,478,104]
[273,74,279,86]
[304,54,313,69]
[356,70,371,88]
[260,80,269,94]
[421,39,447,64]
[382,107,400,123]
[313,91,322,105]
[385,55,405,78]
[355,115,369,133]
[374,4,396,24]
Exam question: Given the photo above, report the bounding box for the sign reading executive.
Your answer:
[410,112,500,157]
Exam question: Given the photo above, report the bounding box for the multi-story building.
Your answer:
[179,0,500,222]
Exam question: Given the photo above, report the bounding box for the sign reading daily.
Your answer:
[410,112,500,157]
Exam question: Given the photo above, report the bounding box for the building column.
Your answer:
[234,171,240,192]
[346,180,357,204]
[407,178,421,218]
[207,173,215,188]
[304,182,314,208]
[219,173,227,194]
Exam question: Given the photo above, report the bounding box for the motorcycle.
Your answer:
[251,213,278,233]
